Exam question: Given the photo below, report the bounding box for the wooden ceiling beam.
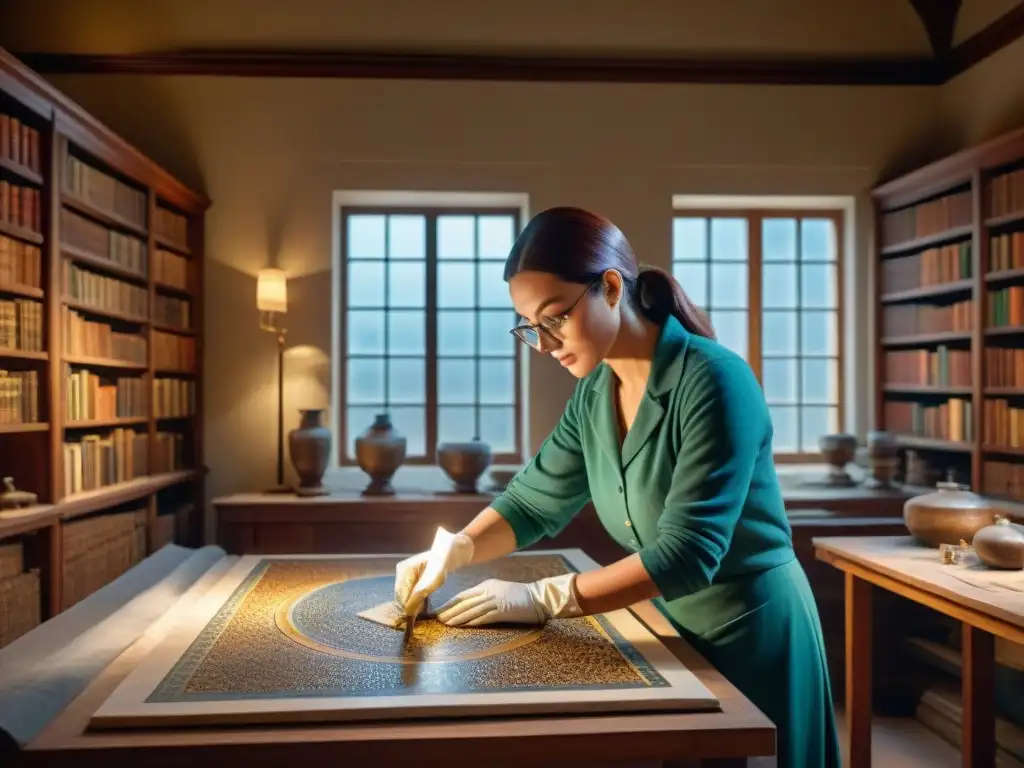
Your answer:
[908,0,962,56]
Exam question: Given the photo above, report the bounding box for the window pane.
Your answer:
[347,261,385,307]
[710,218,746,261]
[801,263,837,309]
[478,310,515,357]
[673,218,707,261]
[801,219,836,262]
[390,406,426,456]
[477,263,510,308]
[438,216,475,260]
[438,263,475,308]
[388,311,426,356]
[479,406,516,453]
[387,261,425,308]
[346,406,381,459]
[673,262,708,308]
[388,358,425,405]
[438,406,476,443]
[347,358,384,405]
[388,215,426,260]
[801,358,838,405]
[478,216,515,260]
[763,218,797,262]
[710,263,747,309]
[438,359,476,404]
[769,406,798,453]
[479,359,515,405]
[346,214,386,259]
[762,310,797,356]
[801,310,838,355]
[800,406,838,452]
[347,310,385,355]
[762,263,797,308]
[438,310,476,356]
[762,358,797,404]
[709,310,747,359]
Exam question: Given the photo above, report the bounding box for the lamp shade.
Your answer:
[257,268,287,313]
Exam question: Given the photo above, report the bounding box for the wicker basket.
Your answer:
[62,507,148,610]
[0,569,41,648]
[0,541,23,581]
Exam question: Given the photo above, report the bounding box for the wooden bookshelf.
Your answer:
[0,47,209,643]
[872,125,1024,499]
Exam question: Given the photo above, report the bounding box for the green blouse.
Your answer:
[490,315,795,608]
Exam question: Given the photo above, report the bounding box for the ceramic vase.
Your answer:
[355,413,406,496]
[288,408,331,497]
[438,437,492,493]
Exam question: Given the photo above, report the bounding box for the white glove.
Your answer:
[394,527,475,618]
[433,573,583,627]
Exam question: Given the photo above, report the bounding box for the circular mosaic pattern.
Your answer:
[276,575,543,664]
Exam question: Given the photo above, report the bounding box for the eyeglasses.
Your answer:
[510,278,602,349]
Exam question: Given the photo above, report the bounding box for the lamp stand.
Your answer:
[262,313,290,494]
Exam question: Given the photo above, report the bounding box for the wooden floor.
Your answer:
[834,709,961,768]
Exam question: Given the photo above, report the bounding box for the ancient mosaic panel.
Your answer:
[146,554,670,703]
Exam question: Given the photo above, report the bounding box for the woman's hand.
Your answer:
[434,573,582,627]
[394,529,475,617]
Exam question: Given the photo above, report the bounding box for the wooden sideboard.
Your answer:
[213,482,919,700]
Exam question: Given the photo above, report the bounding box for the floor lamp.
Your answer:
[258,268,290,494]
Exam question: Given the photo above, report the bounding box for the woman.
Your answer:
[395,206,841,768]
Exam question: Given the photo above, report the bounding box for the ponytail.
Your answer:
[635,265,716,340]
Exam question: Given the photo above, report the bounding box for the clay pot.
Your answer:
[973,516,1024,570]
[903,482,996,548]
[288,409,332,497]
[438,438,492,493]
[355,413,406,496]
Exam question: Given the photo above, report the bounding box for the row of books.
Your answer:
[153,331,195,372]
[154,249,188,291]
[0,181,41,234]
[988,286,1024,328]
[990,231,1024,273]
[989,168,1024,219]
[61,429,188,496]
[0,298,43,352]
[62,208,147,278]
[64,370,194,421]
[982,399,1024,450]
[63,154,147,231]
[153,294,190,329]
[65,369,147,422]
[881,241,971,294]
[154,207,188,251]
[883,346,970,387]
[62,307,147,363]
[0,235,41,289]
[0,369,39,424]
[985,347,1024,388]
[0,114,41,173]
[883,398,973,442]
[983,461,1024,502]
[63,261,148,319]
[881,190,972,246]
[882,300,973,338]
[61,508,147,611]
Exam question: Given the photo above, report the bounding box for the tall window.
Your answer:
[340,207,523,465]
[672,211,844,460]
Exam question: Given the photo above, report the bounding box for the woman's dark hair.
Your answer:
[503,206,715,340]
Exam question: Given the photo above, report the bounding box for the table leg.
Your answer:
[845,572,872,768]
[961,624,995,767]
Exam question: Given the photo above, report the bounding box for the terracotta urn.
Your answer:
[438,438,492,493]
[973,516,1024,570]
[902,482,996,548]
[355,413,406,496]
[288,409,332,497]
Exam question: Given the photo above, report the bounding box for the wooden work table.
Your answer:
[14,599,775,767]
[814,535,1024,768]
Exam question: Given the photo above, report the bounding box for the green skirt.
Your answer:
[657,556,842,768]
